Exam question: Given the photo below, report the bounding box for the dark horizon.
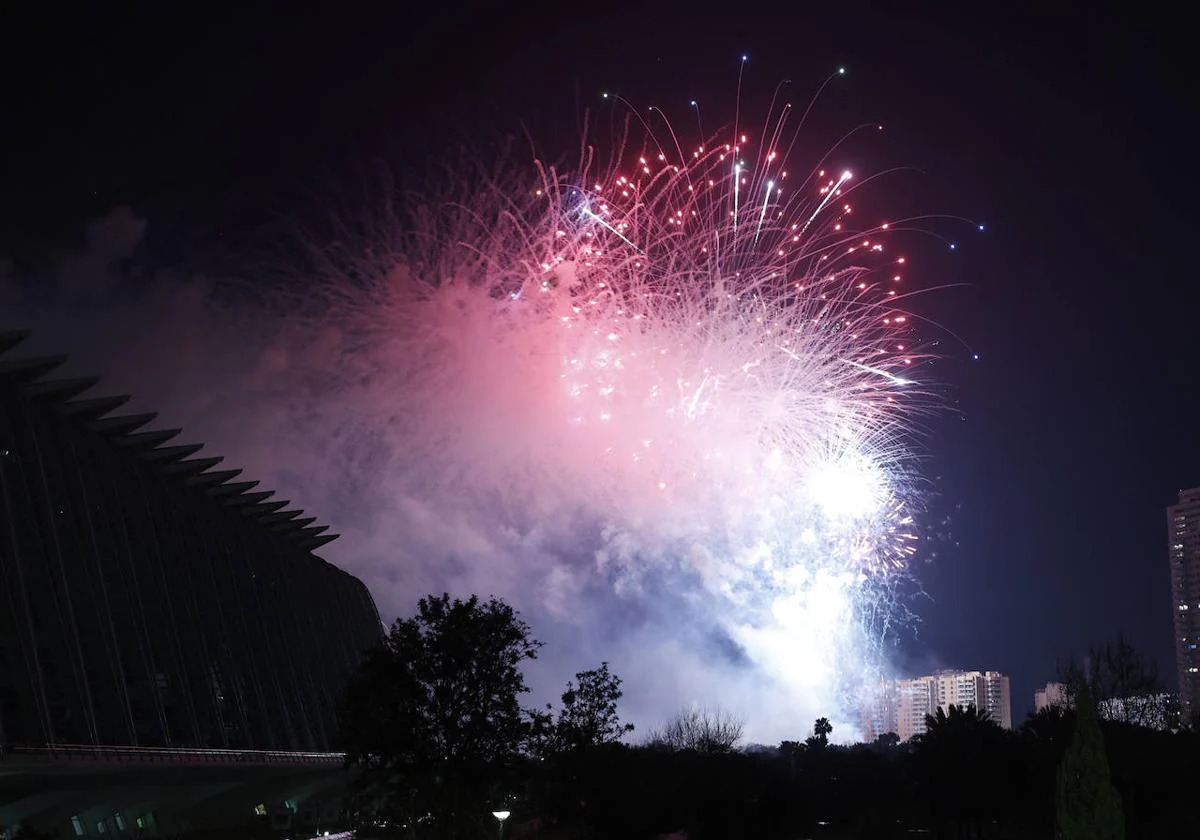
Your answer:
[3,0,1196,727]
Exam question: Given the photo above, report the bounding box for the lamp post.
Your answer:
[491,810,510,840]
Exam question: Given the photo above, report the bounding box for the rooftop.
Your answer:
[0,328,339,552]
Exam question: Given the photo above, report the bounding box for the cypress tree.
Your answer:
[1056,684,1124,839]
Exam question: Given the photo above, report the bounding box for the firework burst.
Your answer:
[297,70,962,734]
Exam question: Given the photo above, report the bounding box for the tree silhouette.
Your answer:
[917,705,1006,837]
[923,702,993,736]
[338,593,542,837]
[1021,704,1075,745]
[553,662,635,753]
[870,731,900,752]
[647,707,744,753]
[528,663,635,829]
[805,716,833,749]
[1056,683,1124,839]
[1060,634,1166,728]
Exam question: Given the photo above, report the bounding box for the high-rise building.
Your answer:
[885,669,1012,741]
[1034,681,1068,713]
[979,670,1013,730]
[0,330,383,750]
[1168,487,1200,722]
[862,679,899,742]
[896,675,935,742]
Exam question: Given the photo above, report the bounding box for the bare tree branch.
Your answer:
[645,706,744,753]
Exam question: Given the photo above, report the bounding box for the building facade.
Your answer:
[1032,681,1176,730]
[896,676,935,742]
[1168,487,1200,722]
[0,330,383,751]
[924,670,1011,735]
[876,669,1012,741]
[1034,681,1068,713]
[861,679,899,742]
[1098,693,1174,730]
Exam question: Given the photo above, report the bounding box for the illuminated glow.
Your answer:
[808,453,887,519]
[297,78,960,738]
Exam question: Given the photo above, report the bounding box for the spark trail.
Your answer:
[294,71,962,737]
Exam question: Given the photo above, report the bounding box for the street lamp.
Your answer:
[491,810,510,840]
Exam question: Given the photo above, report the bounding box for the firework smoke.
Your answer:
[276,85,941,739]
[7,77,954,742]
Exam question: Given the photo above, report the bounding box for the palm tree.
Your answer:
[1021,704,1075,744]
[805,716,833,749]
[924,703,993,734]
[918,705,1006,837]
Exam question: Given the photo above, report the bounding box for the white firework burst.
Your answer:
[288,80,953,736]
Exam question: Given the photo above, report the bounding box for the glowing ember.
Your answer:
[293,68,967,735]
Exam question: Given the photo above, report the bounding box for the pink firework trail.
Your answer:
[299,68,966,737]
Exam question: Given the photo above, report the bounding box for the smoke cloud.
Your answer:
[6,145,923,744]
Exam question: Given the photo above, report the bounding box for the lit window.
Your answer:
[70,818,84,837]
[96,822,107,835]
[113,814,126,832]
[1181,605,1190,611]
[254,804,267,816]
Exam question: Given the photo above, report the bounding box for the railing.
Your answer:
[2,743,347,766]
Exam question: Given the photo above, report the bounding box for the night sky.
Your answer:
[3,1,1196,721]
